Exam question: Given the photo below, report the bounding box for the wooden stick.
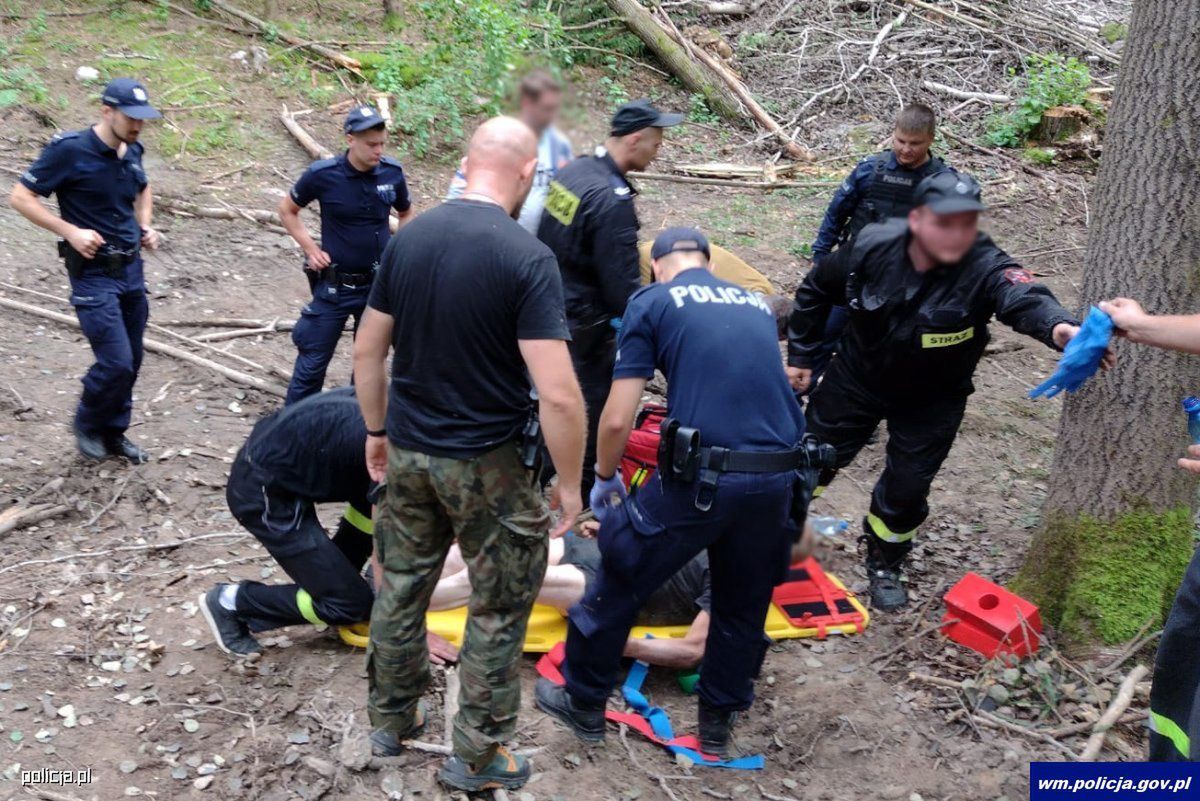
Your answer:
[205,0,362,73]
[922,80,1010,104]
[281,103,334,160]
[0,531,248,576]
[0,296,287,398]
[193,321,294,342]
[652,8,814,161]
[942,129,1051,181]
[973,710,1075,755]
[161,317,275,328]
[627,171,835,190]
[1048,710,1144,739]
[1079,665,1149,761]
[0,504,71,538]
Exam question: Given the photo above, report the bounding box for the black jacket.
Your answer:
[536,148,641,327]
[788,219,1078,397]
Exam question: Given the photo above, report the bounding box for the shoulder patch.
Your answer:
[48,130,83,146]
[607,173,632,198]
[1003,267,1034,285]
[309,157,339,173]
[380,155,404,169]
[544,180,581,226]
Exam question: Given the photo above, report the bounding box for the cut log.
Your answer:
[0,503,72,539]
[206,0,362,74]
[0,296,287,399]
[602,0,741,122]
[281,104,335,161]
[1032,105,1090,144]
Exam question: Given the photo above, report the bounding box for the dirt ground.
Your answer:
[0,4,1146,801]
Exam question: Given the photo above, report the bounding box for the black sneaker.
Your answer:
[198,586,262,656]
[860,533,910,611]
[438,746,531,792]
[74,423,108,461]
[370,701,428,756]
[698,703,738,758]
[534,677,606,743]
[105,434,149,465]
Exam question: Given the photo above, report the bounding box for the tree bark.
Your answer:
[602,0,741,121]
[1013,0,1200,647]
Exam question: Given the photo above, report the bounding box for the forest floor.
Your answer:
[0,3,1148,801]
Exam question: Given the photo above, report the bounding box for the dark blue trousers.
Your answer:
[1150,546,1200,761]
[285,281,369,405]
[68,265,149,436]
[563,470,795,712]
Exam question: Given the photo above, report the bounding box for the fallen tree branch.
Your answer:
[652,6,815,161]
[0,296,287,398]
[627,171,835,190]
[942,129,1051,181]
[281,103,334,161]
[0,504,72,539]
[0,531,249,576]
[922,80,1010,103]
[972,710,1075,755]
[1047,710,1144,739]
[206,0,362,74]
[1079,664,1149,761]
[194,320,295,342]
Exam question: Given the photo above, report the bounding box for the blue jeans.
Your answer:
[563,469,796,712]
[69,263,149,436]
[286,280,369,405]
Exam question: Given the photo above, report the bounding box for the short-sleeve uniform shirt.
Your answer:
[20,127,149,252]
[367,199,570,458]
[289,152,411,271]
[615,267,805,450]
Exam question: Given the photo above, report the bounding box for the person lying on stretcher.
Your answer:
[414,521,814,668]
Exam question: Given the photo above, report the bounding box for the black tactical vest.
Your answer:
[845,152,947,241]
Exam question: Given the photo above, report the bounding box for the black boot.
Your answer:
[534,678,606,743]
[198,586,263,656]
[860,528,911,612]
[698,703,738,758]
[74,422,108,461]
[105,434,149,465]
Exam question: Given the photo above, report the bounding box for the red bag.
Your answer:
[620,404,667,492]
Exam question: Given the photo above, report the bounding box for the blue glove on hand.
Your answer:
[1029,306,1114,399]
[589,473,627,523]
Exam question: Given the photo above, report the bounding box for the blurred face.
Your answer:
[519,89,562,134]
[346,126,387,168]
[908,206,979,265]
[102,107,145,145]
[893,128,934,169]
[628,126,664,171]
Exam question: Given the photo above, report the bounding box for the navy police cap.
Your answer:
[915,171,985,214]
[651,227,711,261]
[611,99,683,137]
[101,78,161,120]
[345,105,387,133]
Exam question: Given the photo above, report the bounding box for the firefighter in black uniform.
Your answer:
[806,104,954,387]
[787,172,1092,611]
[536,99,681,495]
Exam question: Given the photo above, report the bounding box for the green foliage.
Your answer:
[555,0,645,68]
[193,0,212,10]
[1023,147,1055,166]
[0,51,48,108]
[985,54,1092,148]
[1013,507,1194,645]
[599,75,629,109]
[1099,22,1127,43]
[688,93,719,125]
[787,241,813,259]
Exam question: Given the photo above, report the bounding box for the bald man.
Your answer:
[353,116,586,793]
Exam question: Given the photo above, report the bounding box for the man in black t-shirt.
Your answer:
[353,116,587,793]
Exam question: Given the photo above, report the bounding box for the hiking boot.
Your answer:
[438,746,531,792]
[105,434,149,465]
[534,677,606,743]
[860,533,910,611]
[698,703,738,758]
[370,702,428,756]
[74,423,107,461]
[198,586,262,656]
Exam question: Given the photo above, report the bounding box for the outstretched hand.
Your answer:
[1052,322,1117,370]
[1181,444,1200,475]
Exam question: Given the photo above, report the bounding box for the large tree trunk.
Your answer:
[1012,0,1200,648]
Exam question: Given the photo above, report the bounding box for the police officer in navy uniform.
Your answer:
[278,105,414,405]
[536,227,810,757]
[806,104,954,388]
[10,78,162,464]
[787,173,1095,612]
[537,99,681,496]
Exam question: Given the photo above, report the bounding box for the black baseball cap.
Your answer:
[611,99,684,137]
[651,227,710,261]
[344,104,387,133]
[101,78,161,120]
[915,171,985,214]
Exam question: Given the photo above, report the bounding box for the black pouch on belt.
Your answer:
[657,418,701,484]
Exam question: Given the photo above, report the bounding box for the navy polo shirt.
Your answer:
[289,152,411,271]
[614,268,805,451]
[20,127,149,251]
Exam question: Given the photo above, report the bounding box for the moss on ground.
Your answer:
[1013,506,1195,646]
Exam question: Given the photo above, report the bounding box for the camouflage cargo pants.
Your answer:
[367,441,550,766]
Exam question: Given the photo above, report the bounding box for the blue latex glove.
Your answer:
[589,473,627,523]
[1029,306,1114,399]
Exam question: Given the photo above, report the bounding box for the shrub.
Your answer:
[985,54,1092,148]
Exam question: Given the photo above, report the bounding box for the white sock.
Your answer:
[218,583,239,611]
